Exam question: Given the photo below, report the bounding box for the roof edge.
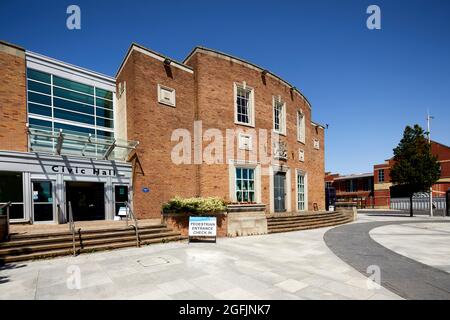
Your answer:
[184,46,313,109]
[116,42,193,78]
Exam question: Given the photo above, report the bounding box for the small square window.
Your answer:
[239,133,253,150]
[313,139,320,150]
[157,84,176,107]
[299,149,305,162]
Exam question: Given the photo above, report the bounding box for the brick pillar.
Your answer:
[0,41,28,152]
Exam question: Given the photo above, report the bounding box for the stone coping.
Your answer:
[226,204,266,213]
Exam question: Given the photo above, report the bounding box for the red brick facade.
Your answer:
[118,45,325,218]
[0,41,27,152]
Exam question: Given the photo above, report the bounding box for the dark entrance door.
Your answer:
[274,172,286,212]
[66,182,105,221]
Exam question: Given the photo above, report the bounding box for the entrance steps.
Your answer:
[267,211,353,234]
[0,223,187,263]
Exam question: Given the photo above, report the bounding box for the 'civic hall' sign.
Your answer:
[188,216,217,243]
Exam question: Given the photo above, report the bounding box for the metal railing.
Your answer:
[390,197,446,212]
[0,202,12,241]
[125,201,140,247]
[68,201,77,256]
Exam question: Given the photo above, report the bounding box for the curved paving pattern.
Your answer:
[324,220,450,300]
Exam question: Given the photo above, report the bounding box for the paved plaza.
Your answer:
[0,213,449,300]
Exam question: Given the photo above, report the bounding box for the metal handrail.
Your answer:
[0,202,12,241]
[68,201,77,256]
[125,201,140,247]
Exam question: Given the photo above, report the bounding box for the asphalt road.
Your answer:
[324,218,450,300]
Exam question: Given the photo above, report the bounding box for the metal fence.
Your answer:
[390,197,446,211]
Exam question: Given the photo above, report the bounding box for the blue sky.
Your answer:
[1,0,449,174]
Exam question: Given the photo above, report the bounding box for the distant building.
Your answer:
[373,140,450,208]
[326,140,450,209]
[324,172,374,208]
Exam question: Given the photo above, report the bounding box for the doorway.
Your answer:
[32,180,55,223]
[66,182,105,221]
[274,172,286,212]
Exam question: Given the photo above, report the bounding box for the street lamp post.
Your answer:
[427,110,434,217]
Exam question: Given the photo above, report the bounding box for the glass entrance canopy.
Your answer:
[27,124,138,161]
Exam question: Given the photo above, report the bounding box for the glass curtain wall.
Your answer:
[27,68,115,157]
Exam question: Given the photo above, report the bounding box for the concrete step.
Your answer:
[267,216,351,230]
[267,212,341,222]
[268,218,353,234]
[1,226,173,248]
[9,224,168,241]
[0,231,181,256]
[267,214,344,226]
[0,235,188,263]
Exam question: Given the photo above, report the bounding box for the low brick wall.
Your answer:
[335,202,358,221]
[226,204,267,237]
[162,213,228,237]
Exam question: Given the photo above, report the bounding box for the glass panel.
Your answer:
[96,117,114,128]
[54,122,95,136]
[33,181,54,222]
[95,107,113,119]
[54,108,95,125]
[96,130,114,138]
[28,103,52,117]
[95,88,113,100]
[54,97,94,115]
[28,91,51,106]
[29,118,52,129]
[54,87,94,105]
[115,186,128,202]
[0,172,23,202]
[8,204,24,220]
[27,68,51,83]
[54,76,94,95]
[28,80,51,95]
[236,168,241,179]
[96,98,113,109]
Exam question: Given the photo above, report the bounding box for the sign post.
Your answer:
[188,216,217,243]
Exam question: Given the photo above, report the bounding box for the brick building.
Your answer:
[326,140,450,209]
[324,172,374,208]
[373,140,450,208]
[0,40,325,224]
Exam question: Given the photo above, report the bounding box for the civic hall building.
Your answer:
[0,40,325,225]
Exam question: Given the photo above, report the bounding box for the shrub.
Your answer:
[162,196,226,215]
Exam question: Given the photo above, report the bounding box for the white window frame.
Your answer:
[296,169,308,212]
[378,169,385,183]
[238,133,253,151]
[313,139,320,150]
[228,160,261,203]
[273,96,286,136]
[297,110,306,144]
[157,84,176,107]
[298,149,305,162]
[234,82,255,127]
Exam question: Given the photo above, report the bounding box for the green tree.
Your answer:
[390,125,441,216]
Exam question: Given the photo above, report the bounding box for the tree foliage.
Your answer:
[390,124,441,196]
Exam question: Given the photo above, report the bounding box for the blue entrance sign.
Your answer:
[142,187,150,193]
